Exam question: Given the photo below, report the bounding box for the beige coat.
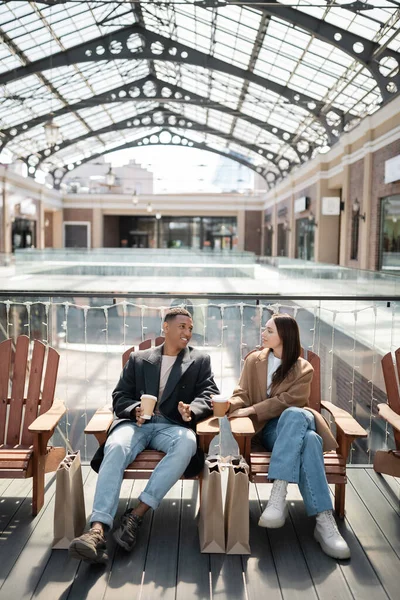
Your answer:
[228,348,337,453]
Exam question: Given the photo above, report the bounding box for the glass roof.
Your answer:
[0,0,399,186]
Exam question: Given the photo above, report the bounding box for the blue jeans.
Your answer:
[91,415,197,529]
[262,407,332,516]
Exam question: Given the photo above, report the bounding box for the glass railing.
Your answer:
[257,256,400,296]
[1,292,398,465]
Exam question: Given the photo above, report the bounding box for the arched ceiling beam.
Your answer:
[219,0,400,103]
[27,108,295,175]
[0,23,343,142]
[0,75,313,159]
[48,129,276,189]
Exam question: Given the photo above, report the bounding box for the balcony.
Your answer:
[0,466,399,598]
[0,285,400,597]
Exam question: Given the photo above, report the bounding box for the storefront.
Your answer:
[380,195,400,271]
[115,215,237,249]
[295,217,315,261]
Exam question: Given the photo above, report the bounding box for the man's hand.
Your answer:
[228,406,256,418]
[135,405,146,427]
[178,401,192,422]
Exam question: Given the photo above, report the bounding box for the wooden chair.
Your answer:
[373,348,400,477]
[0,335,66,515]
[85,337,181,479]
[198,348,368,518]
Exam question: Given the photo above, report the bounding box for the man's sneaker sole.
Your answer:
[69,538,108,564]
[113,528,136,552]
[258,505,288,528]
[314,529,351,560]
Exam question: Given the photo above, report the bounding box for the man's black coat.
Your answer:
[91,343,219,477]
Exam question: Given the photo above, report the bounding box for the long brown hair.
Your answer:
[270,313,301,390]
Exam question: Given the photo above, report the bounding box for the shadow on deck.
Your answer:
[0,466,399,600]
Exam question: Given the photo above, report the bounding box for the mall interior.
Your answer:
[0,1,400,597]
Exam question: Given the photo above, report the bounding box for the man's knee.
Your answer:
[174,429,197,457]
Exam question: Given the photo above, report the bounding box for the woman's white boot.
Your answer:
[258,480,288,528]
[314,510,351,559]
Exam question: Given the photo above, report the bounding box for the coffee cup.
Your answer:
[212,394,230,417]
[140,394,157,419]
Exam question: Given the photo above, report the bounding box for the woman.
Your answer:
[228,313,350,560]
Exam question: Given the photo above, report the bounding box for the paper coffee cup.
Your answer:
[212,394,229,417]
[140,394,157,419]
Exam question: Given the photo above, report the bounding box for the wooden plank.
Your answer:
[104,480,153,600]
[31,467,99,600]
[6,336,29,447]
[255,482,318,600]
[242,482,281,600]
[0,471,57,593]
[66,477,135,600]
[287,485,353,600]
[21,340,45,446]
[347,468,400,559]
[0,477,33,535]
[39,346,59,416]
[342,472,400,599]
[0,338,12,444]
[140,481,182,600]
[365,469,400,516]
[176,480,210,600]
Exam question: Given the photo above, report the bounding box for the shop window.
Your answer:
[380,195,400,271]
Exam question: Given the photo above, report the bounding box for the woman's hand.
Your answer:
[228,406,256,418]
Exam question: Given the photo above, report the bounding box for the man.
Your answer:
[69,307,219,564]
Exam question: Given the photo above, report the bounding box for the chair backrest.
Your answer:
[122,336,164,368]
[301,348,321,412]
[381,349,400,450]
[0,335,60,447]
[381,349,400,416]
[244,346,321,412]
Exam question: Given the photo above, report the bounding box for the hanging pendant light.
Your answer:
[44,119,60,146]
[105,166,115,187]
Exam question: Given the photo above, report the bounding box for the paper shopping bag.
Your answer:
[224,457,250,555]
[53,451,86,549]
[198,457,225,553]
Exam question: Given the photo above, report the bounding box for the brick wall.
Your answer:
[244,210,262,254]
[44,211,53,248]
[103,215,120,247]
[63,208,94,247]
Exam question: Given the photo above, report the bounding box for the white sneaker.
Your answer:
[258,480,288,528]
[314,510,351,559]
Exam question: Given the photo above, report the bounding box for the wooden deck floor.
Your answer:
[0,466,399,600]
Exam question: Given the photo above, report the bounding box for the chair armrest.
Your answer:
[377,404,400,433]
[85,406,113,435]
[28,399,66,433]
[197,415,255,437]
[321,400,367,438]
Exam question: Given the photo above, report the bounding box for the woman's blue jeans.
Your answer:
[91,415,197,529]
[262,407,332,516]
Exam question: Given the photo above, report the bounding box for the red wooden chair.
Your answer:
[198,348,368,518]
[0,335,66,515]
[374,348,400,477]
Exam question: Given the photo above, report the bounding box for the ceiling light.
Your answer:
[44,119,60,146]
